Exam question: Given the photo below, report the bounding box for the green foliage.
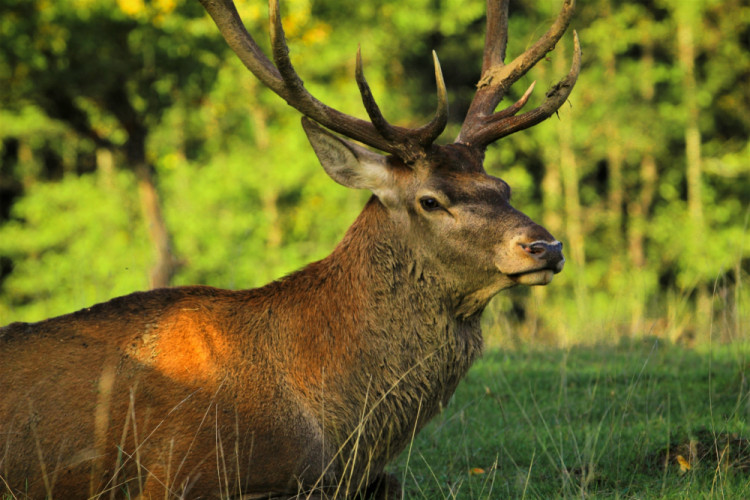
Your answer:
[0,0,222,126]
[0,170,150,323]
[0,0,748,342]
[160,128,368,290]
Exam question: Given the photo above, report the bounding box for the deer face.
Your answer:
[408,146,564,290]
[304,119,564,304]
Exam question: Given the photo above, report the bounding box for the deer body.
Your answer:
[1,1,580,497]
[2,190,484,498]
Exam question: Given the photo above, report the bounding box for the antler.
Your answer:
[199,0,447,162]
[456,0,582,150]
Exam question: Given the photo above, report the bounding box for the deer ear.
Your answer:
[301,118,395,199]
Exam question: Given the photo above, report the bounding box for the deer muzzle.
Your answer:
[500,239,565,286]
[519,240,565,273]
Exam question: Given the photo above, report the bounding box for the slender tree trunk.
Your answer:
[262,189,282,251]
[555,45,585,274]
[626,31,658,335]
[677,11,704,227]
[247,91,281,254]
[601,0,624,271]
[627,153,658,335]
[126,132,179,289]
[627,33,656,271]
[628,155,657,270]
[18,141,34,188]
[136,164,178,289]
[559,120,584,271]
[604,94,624,271]
[676,4,710,332]
[531,60,563,343]
[556,53,587,340]
[536,142,560,341]
[535,44,584,343]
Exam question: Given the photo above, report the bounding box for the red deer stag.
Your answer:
[0,0,579,498]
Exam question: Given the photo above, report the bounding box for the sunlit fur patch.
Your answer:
[510,270,554,286]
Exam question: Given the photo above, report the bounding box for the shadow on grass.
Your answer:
[646,427,750,474]
[393,338,750,499]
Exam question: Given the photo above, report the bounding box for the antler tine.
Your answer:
[355,47,399,143]
[489,80,536,122]
[356,49,448,159]
[413,51,449,147]
[457,0,578,149]
[482,0,510,74]
[491,0,576,92]
[268,0,306,101]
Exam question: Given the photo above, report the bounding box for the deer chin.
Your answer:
[508,269,555,286]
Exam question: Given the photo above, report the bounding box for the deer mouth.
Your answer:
[507,268,556,286]
[496,239,565,286]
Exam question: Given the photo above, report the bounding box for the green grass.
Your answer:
[393,339,750,499]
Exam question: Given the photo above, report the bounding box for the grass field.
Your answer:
[393,339,750,499]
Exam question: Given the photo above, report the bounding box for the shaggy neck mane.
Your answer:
[250,196,484,477]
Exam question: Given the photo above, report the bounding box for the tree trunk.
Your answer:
[556,79,584,273]
[628,155,657,269]
[530,60,563,343]
[626,29,658,335]
[126,131,179,289]
[604,87,624,272]
[559,120,585,270]
[676,3,709,333]
[136,164,178,289]
[677,10,704,227]
[247,91,281,255]
[627,31,656,271]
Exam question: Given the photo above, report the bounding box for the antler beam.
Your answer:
[200,0,448,161]
[456,0,581,150]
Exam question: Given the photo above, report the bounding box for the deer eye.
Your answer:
[419,197,442,212]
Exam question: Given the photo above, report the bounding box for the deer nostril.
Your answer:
[522,242,547,255]
[519,241,564,262]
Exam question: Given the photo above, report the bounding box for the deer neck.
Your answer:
[266,195,486,376]
[329,196,492,323]
[311,197,484,465]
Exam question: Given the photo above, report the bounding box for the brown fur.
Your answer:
[1,121,566,500]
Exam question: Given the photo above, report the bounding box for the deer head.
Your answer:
[199,0,580,314]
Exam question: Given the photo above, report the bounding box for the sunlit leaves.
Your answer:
[115,0,178,25]
[117,0,145,17]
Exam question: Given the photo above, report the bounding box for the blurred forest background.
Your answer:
[0,0,747,347]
